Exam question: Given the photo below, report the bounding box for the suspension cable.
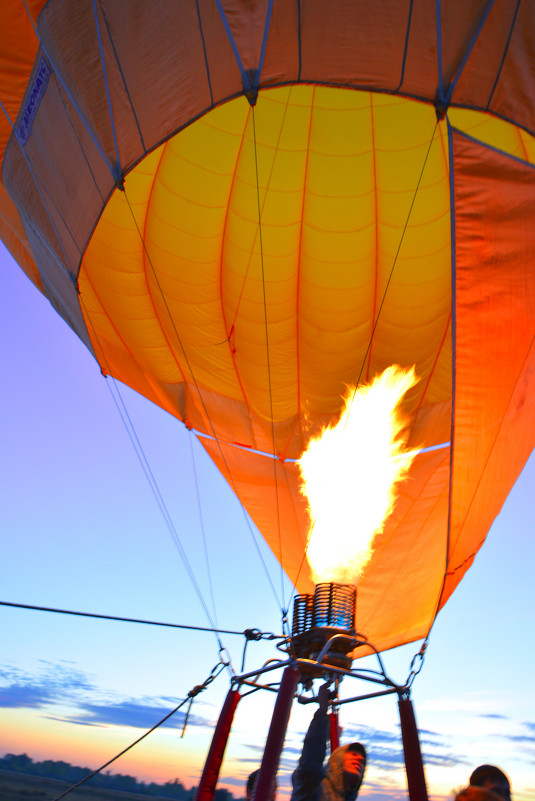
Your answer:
[51,660,229,800]
[351,116,440,397]
[119,186,283,612]
[189,430,219,629]
[0,600,245,636]
[77,290,228,657]
[104,371,225,647]
[251,104,286,612]
[286,115,442,660]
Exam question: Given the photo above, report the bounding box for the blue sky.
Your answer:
[1,242,534,800]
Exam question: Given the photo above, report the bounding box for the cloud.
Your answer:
[277,756,301,772]
[416,727,445,738]
[0,682,56,709]
[479,714,509,720]
[507,736,535,744]
[0,661,211,731]
[42,715,107,728]
[68,699,210,730]
[279,745,305,756]
[483,721,535,745]
[331,721,464,770]
[341,724,401,745]
[423,752,467,768]
[220,776,247,788]
[243,744,265,754]
[505,733,535,744]
[273,718,466,776]
[0,661,94,710]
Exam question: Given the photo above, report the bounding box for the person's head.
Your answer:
[342,743,367,790]
[470,766,511,801]
[325,742,366,799]
[246,769,277,801]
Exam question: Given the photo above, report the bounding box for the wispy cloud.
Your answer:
[42,715,108,728]
[0,662,209,731]
[502,721,535,745]
[0,682,56,709]
[0,661,92,709]
[274,719,465,776]
[67,699,209,730]
[221,776,248,787]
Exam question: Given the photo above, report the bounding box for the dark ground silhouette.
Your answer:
[0,754,237,801]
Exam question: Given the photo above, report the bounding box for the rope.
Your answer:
[0,600,245,636]
[251,105,285,612]
[351,115,440,398]
[98,0,146,151]
[103,371,225,649]
[0,97,76,285]
[77,288,229,658]
[189,430,219,629]
[92,0,122,181]
[21,0,117,180]
[285,115,442,657]
[51,660,229,800]
[120,187,283,612]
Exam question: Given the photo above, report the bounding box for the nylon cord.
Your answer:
[120,187,283,613]
[92,0,122,179]
[0,97,76,283]
[105,373,225,647]
[289,112,440,601]
[339,116,441,677]
[21,0,117,180]
[227,91,292,336]
[97,0,146,151]
[251,104,286,612]
[77,292,226,654]
[50,661,228,800]
[52,702,188,799]
[0,600,244,636]
[351,116,440,400]
[428,327,535,640]
[188,429,219,629]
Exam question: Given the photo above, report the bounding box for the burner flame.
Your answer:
[298,365,419,585]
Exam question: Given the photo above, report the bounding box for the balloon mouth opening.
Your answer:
[291,583,357,672]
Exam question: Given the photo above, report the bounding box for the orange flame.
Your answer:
[297,365,419,585]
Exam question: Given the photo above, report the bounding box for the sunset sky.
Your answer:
[1,242,534,801]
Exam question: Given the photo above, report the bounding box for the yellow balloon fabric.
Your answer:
[2,1,535,654]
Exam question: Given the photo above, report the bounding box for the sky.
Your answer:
[1,240,535,801]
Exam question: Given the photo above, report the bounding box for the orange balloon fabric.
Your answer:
[1,1,535,655]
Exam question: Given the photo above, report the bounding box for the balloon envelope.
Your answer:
[1,0,535,654]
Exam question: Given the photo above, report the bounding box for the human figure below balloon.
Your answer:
[469,765,511,801]
[291,683,367,801]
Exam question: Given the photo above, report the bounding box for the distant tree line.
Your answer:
[0,753,238,800]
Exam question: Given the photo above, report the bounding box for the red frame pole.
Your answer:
[251,666,301,801]
[329,709,340,753]
[196,689,241,801]
[398,696,429,801]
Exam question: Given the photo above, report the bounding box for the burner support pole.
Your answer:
[398,695,429,801]
[251,666,301,801]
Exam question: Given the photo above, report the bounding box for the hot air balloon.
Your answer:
[1,1,534,797]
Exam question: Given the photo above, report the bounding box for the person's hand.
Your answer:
[317,682,331,713]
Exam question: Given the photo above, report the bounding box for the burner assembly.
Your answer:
[200,580,428,801]
[291,582,357,671]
